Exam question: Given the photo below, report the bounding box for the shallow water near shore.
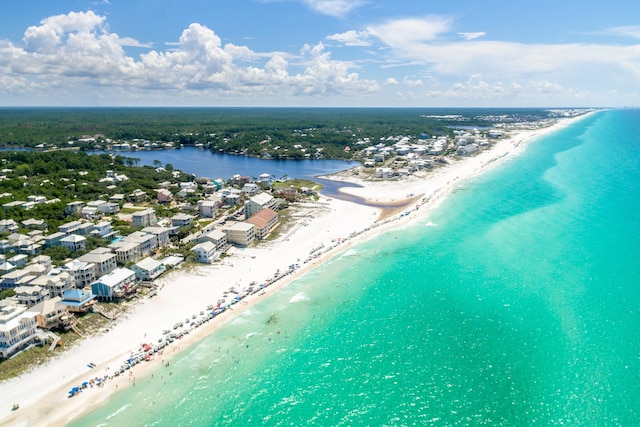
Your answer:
[70,110,640,426]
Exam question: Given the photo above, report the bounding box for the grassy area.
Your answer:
[273,179,323,191]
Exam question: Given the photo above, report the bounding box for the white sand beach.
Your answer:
[0,113,591,427]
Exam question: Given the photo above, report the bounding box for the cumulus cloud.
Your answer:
[0,11,378,102]
[384,77,398,85]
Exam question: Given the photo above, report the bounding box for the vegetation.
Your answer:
[0,107,556,161]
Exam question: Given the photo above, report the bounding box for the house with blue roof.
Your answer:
[61,288,95,314]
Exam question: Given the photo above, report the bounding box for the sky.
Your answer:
[1,0,639,107]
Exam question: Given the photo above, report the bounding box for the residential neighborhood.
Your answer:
[0,155,313,362]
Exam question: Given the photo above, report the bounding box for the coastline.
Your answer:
[0,112,595,427]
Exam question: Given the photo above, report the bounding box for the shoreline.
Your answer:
[0,112,595,427]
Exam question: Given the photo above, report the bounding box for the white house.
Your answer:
[0,305,39,359]
[90,267,137,301]
[60,234,87,252]
[191,241,218,264]
[244,192,278,219]
[131,257,165,281]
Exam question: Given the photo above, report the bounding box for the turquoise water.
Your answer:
[71,110,640,426]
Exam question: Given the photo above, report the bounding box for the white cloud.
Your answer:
[402,77,423,87]
[368,16,451,50]
[326,30,372,46]
[384,78,398,85]
[601,26,640,40]
[1,11,379,103]
[458,32,486,41]
[302,0,366,18]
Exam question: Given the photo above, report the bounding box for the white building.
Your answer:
[191,241,218,264]
[223,222,256,246]
[131,257,165,281]
[0,305,39,359]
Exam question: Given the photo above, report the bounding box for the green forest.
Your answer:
[0,107,554,160]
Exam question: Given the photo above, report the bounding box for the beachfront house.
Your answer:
[62,260,96,288]
[131,257,165,281]
[90,267,137,301]
[60,288,95,314]
[14,285,49,307]
[195,229,227,251]
[0,305,39,359]
[32,297,70,330]
[244,192,279,219]
[245,208,278,240]
[78,248,117,277]
[191,241,218,264]
[198,198,221,218]
[29,273,75,299]
[223,222,256,247]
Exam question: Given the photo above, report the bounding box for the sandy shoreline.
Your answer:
[0,113,593,426]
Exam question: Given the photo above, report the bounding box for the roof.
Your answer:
[60,234,86,243]
[93,267,135,287]
[249,192,274,205]
[225,222,255,232]
[192,241,216,252]
[134,257,162,271]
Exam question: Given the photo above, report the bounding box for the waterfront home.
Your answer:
[110,240,141,265]
[195,229,227,251]
[245,192,279,219]
[223,222,256,247]
[14,285,49,307]
[273,186,298,202]
[90,267,137,301]
[32,297,70,330]
[191,241,218,264]
[0,305,39,359]
[125,231,158,256]
[62,260,96,288]
[246,208,278,240]
[30,272,75,299]
[132,209,157,228]
[78,248,117,277]
[60,234,87,252]
[131,257,165,281]
[60,288,95,314]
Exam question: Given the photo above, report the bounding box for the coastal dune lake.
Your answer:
[72,109,640,426]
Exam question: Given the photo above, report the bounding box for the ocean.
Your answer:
[70,109,640,426]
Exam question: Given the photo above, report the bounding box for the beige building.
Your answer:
[223,222,256,247]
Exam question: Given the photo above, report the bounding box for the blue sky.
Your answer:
[1,0,639,107]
